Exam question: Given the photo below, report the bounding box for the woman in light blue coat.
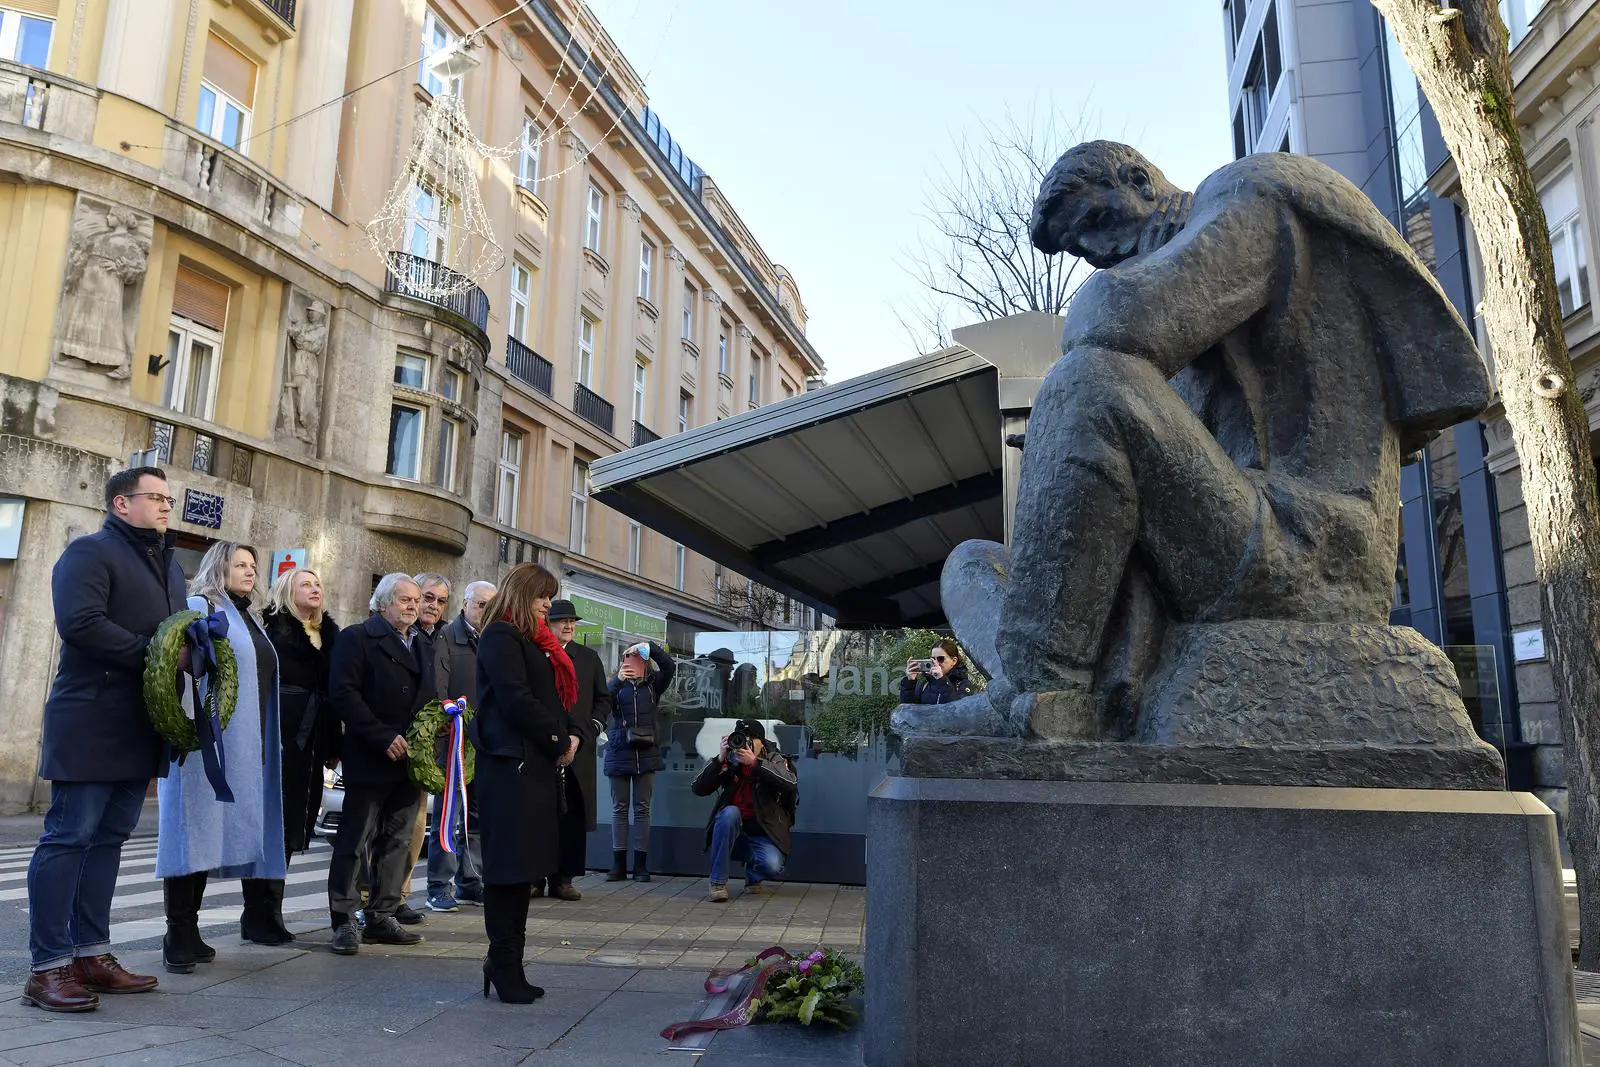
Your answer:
[155,542,284,974]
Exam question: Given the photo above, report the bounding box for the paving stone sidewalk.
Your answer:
[0,874,867,1066]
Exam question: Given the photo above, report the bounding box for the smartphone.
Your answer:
[914,659,934,673]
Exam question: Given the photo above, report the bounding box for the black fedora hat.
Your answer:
[547,599,582,622]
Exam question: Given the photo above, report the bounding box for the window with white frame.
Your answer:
[678,391,691,434]
[682,282,696,339]
[394,351,428,390]
[717,324,729,376]
[197,33,256,151]
[633,360,647,422]
[518,116,542,189]
[673,543,685,590]
[569,460,589,555]
[1500,0,1548,48]
[164,319,222,419]
[496,428,522,526]
[1543,168,1590,317]
[628,522,642,574]
[405,182,449,263]
[584,184,605,253]
[435,416,460,491]
[387,404,424,480]
[418,7,463,97]
[0,7,51,68]
[441,367,464,403]
[638,238,655,301]
[164,266,229,420]
[749,350,762,405]
[509,260,532,343]
[577,314,596,386]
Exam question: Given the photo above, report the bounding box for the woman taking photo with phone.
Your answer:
[900,638,971,705]
[604,641,675,883]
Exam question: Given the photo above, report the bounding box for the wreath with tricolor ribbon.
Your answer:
[406,697,476,851]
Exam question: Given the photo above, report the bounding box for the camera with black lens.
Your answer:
[727,729,750,752]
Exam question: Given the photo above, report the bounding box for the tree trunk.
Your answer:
[1373,0,1600,968]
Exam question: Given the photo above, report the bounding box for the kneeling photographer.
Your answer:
[691,719,797,903]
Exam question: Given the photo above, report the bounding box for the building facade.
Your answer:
[1219,0,1600,816]
[0,0,823,812]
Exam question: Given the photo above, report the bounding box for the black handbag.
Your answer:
[627,726,656,749]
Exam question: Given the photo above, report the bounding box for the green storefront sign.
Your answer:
[569,594,666,648]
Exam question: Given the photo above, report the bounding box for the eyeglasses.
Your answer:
[124,492,176,508]
[420,593,447,603]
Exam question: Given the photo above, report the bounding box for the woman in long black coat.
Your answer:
[470,562,575,1004]
[260,569,341,943]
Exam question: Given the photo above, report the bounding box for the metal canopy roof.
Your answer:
[588,348,1003,626]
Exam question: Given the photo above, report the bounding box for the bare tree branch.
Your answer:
[897,105,1101,351]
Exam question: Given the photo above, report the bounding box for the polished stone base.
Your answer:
[865,778,1577,1067]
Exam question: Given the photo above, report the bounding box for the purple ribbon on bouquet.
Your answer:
[182,610,234,803]
[660,946,798,1040]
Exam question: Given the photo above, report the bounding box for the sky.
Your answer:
[583,0,1233,384]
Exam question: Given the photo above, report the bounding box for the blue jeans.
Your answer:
[425,791,481,897]
[28,779,147,970]
[707,805,785,886]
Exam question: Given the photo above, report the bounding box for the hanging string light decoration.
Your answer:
[365,32,518,301]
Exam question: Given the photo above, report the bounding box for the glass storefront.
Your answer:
[582,626,967,884]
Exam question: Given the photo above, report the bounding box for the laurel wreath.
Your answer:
[143,610,238,753]
[405,697,477,793]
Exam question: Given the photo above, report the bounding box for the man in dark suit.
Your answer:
[543,600,605,901]
[426,579,494,912]
[23,467,182,1012]
[326,573,434,956]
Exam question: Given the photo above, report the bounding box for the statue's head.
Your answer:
[1031,141,1179,268]
[307,300,327,323]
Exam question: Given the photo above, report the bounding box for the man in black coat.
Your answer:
[425,579,493,912]
[325,573,434,956]
[544,600,605,900]
[24,467,182,1012]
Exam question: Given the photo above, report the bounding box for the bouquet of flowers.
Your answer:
[748,947,864,1029]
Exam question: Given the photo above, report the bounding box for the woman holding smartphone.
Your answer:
[604,641,675,883]
[899,638,970,705]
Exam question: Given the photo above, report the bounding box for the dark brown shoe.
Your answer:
[550,881,582,902]
[22,966,99,1012]
[71,954,158,994]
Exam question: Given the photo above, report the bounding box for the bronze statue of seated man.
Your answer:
[929,141,1493,752]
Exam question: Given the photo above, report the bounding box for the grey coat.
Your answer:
[434,612,479,703]
[155,594,286,879]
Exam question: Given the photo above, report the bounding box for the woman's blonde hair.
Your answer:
[483,563,559,641]
[190,541,261,613]
[269,568,324,626]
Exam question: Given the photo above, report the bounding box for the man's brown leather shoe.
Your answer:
[72,954,158,994]
[550,881,582,902]
[21,966,98,1012]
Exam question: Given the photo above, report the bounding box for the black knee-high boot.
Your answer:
[189,872,215,962]
[265,878,295,942]
[163,876,198,974]
[482,884,543,1003]
[240,879,289,945]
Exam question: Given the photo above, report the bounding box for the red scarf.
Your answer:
[521,612,578,710]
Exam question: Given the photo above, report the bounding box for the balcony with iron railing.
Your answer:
[385,253,490,334]
[632,421,660,448]
[573,382,615,436]
[505,336,552,397]
[256,0,296,27]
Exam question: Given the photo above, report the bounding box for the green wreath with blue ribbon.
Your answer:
[143,609,238,753]
[406,697,477,794]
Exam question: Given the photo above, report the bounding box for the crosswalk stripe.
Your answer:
[0,841,332,901]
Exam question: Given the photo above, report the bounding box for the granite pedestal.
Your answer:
[865,778,1578,1067]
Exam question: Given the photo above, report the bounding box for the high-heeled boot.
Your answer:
[188,872,215,962]
[482,884,544,1003]
[162,877,198,974]
[240,879,289,945]
[264,878,295,942]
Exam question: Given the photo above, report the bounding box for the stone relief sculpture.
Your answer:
[55,199,151,380]
[901,141,1504,789]
[277,299,328,445]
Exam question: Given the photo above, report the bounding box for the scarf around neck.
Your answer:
[518,612,577,710]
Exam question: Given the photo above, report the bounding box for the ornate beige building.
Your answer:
[0,0,824,811]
